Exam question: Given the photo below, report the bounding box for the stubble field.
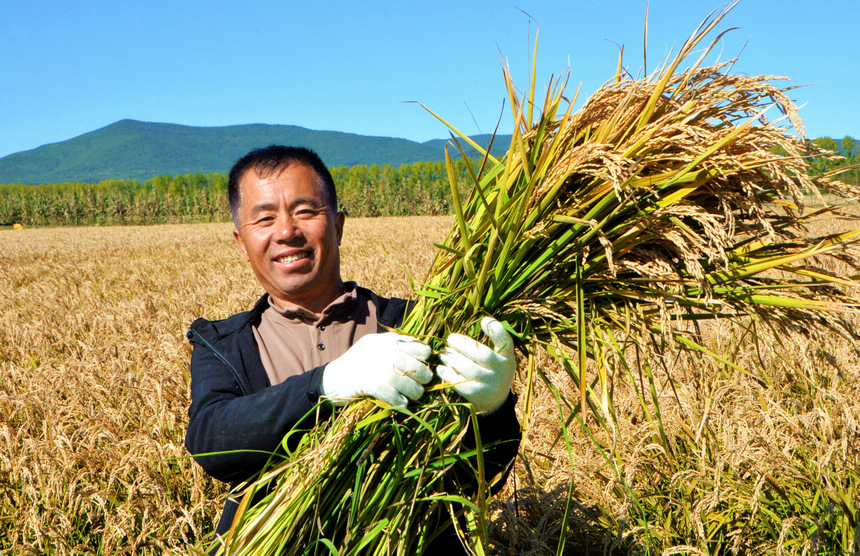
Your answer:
[1,213,859,555]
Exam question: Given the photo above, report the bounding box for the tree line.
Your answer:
[808,136,860,186]
[0,160,474,227]
[1,140,857,227]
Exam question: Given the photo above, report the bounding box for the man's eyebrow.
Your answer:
[248,201,278,217]
[291,197,326,208]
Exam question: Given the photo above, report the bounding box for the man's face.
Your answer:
[233,163,345,312]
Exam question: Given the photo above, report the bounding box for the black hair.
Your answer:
[227,145,338,226]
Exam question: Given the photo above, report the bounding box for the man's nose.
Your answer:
[274,214,300,241]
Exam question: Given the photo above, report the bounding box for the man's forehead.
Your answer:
[243,162,322,186]
[239,163,327,198]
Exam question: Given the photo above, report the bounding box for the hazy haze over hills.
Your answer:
[0,120,509,185]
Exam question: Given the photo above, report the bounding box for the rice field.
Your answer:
[1,211,859,554]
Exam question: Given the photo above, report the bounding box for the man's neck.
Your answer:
[270,280,347,315]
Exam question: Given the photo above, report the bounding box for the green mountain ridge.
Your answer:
[0,119,510,185]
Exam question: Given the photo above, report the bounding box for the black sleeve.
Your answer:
[184,341,331,485]
[471,392,521,495]
[442,392,520,498]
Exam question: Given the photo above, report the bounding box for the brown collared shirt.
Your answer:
[252,282,378,385]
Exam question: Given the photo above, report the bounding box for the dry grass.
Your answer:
[0,217,444,555]
[1,212,858,554]
[489,205,860,554]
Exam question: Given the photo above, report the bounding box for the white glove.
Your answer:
[436,317,516,414]
[322,332,433,408]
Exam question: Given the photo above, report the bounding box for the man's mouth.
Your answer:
[276,251,309,265]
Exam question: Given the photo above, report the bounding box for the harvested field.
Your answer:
[1,211,858,554]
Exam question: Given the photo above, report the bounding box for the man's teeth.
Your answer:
[278,253,306,264]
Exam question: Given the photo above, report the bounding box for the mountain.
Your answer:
[0,120,511,185]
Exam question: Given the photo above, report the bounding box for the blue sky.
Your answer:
[1,0,856,159]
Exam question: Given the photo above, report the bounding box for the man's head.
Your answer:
[229,146,345,313]
[228,146,338,226]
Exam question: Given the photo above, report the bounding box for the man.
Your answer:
[185,145,520,549]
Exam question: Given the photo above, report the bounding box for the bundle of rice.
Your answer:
[208,4,860,554]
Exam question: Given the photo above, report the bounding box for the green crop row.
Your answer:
[0,159,476,227]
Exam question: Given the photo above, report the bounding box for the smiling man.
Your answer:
[232,161,345,313]
[185,146,520,551]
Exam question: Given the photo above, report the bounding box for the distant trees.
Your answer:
[2,142,855,227]
[841,136,857,159]
[330,160,463,217]
[0,159,474,227]
[0,173,229,227]
[808,135,859,187]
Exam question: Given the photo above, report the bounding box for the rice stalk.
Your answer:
[214,3,860,554]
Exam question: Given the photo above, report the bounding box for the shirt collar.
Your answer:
[267,281,359,324]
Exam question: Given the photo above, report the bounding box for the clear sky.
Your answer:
[1,0,856,159]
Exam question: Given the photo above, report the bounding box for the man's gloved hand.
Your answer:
[322,332,433,408]
[436,317,516,414]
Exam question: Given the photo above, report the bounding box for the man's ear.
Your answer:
[233,227,250,261]
[335,211,345,245]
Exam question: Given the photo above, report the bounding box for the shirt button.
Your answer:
[317,343,325,351]
[317,324,326,330]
